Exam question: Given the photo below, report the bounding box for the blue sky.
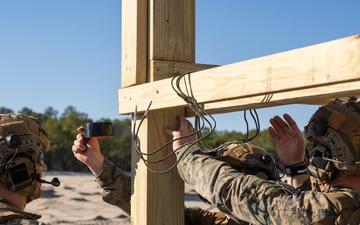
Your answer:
[1,1,359,132]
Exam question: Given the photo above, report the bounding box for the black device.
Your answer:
[83,122,132,138]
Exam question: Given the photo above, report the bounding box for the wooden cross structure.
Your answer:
[119,1,360,224]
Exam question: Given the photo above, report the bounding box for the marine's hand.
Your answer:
[72,126,105,176]
[268,114,305,165]
[162,116,197,151]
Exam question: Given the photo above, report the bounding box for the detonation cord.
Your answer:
[132,72,262,174]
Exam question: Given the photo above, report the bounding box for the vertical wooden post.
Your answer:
[122,0,195,224]
[121,0,147,87]
[148,0,195,81]
[131,109,185,225]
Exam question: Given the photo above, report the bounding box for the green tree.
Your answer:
[0,107,14,114]
[45,106,93,171]
[18,107,41,118]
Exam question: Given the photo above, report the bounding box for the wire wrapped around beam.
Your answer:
[132,72,262,174]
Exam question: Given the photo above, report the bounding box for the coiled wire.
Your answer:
[132,72,262,174]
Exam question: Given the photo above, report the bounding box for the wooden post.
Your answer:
[122,0,197,224]
[131,109,184,225]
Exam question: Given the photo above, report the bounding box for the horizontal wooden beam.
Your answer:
[197,81,360,115]
[119,34,360,115]
[149,60,217,81]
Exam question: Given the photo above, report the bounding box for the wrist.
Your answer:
[287,174,310,188]
[284,161,308,177]
[88,155,105,176]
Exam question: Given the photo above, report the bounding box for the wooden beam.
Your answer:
[200,81,360,115]
[149,0,195,62]
[149,0,195,81]
[121,0,147,87]
[126,1,195,225]
[119,34,360,115]
[149,60,217,81]
[131,109,184,225]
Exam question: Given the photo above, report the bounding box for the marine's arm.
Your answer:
[95,158,131,215]
[163,116,337,224]
[72,126,131,215]
[176,145,336,224]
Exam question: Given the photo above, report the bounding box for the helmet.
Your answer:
[216,142,282,180]
[305,97,360,182]
[0,114,50,202]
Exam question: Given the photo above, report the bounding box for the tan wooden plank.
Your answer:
[129,1,195,225]
[149,60,218,81]
[149,0,195,81]
[199,80,360,115]
[131,109,185,225]
[118,35,360,114]
[121,0,147,87]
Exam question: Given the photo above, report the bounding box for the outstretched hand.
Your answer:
[72,126,104,175]
[268,114,305,166]
[162,116,197,151]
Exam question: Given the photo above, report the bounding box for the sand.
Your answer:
[25,171,214,225]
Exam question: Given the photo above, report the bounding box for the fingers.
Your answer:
[268,126,278,141]
[178,116,191,130]
[77,126,84,132]
[269,116,284,136]
[72,139,85,155]
[162,125,174,137]
[283,114,300,131]
[179,116,195,131]
[163,116,195,136]
[72,129,87,155]
[272,114,297,135]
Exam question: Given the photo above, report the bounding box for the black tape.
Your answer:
[83,122,113,138]
[83,122,131,138]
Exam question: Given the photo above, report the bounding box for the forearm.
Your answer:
[95,158,132,215]
[287,174,310,189]
[176,144,270,223]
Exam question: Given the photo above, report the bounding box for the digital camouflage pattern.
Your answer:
[185,207,246,225]
[96,159,244,225]
[176,145,360,225]
[95,159,132,216]
[0,198,45,225]
[0,218,45,225]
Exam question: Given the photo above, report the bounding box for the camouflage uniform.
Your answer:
[96,159,240,225]
[0,198,45,225]
[176,145,360,225]
[95,159,131,216]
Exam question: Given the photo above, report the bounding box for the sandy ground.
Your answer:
[25,171,214,225]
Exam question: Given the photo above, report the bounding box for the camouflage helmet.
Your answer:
[216,142,282,180]
[0,114,50,202]
[305,97,360,182]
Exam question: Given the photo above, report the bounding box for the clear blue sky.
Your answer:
[1,1,359,132]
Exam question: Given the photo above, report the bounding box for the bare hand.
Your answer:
[72,126,105,175]
[268,114,305,165]
[162,116,197,150]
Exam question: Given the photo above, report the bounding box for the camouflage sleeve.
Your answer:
[95,158,131,215]
[296,177,312,191]
[176,145,338,224]
[0,218,46,225]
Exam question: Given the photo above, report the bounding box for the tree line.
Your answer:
[0,106,281,172]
